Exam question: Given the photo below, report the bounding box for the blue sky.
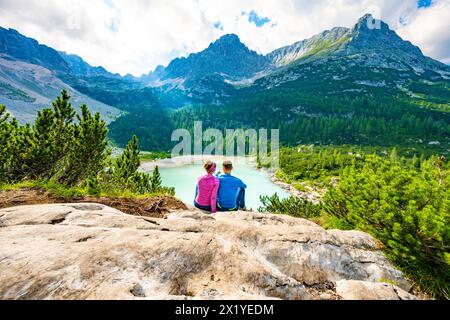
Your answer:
[0,0,448,75]
[215,11,272,31]
[214,21,224,31]
[246,10,271,27]
[418,0,432,8]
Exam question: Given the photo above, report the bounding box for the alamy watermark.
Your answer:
[171,122,280,169]
[365,5,382,30]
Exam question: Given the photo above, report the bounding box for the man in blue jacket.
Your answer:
[216,161,247,211]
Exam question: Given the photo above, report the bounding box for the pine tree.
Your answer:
[109,136,171,195]
[412,154,420,169]
[6,121,33,182]
[390,147,398,163]
[26,108,56,179]
[51,90,76,174]
[62,105,109,186]
[18,90,77,181]
[53,90,76,129]
[87,172,101,196]
[151,165,162,192]
[0,105,11,182]
[130,172,152,195]
[0,105,9,134]
[114,135,141,183]
[259,193,322,218]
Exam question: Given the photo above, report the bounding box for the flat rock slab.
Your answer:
[0,203,416,300]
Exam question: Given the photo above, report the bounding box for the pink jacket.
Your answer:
[196,174,220,213]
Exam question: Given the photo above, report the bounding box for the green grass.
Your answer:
[378,278,400,287]
[0,180,174,199]
[388,255,449,299]
[289,35,351,65]
[0,180,86,198]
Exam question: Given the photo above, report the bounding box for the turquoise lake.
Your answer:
[151,162,290,210]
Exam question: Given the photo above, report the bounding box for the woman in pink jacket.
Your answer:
[194,160,220,213]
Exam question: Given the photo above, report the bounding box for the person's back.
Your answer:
[195,161,220,213]
[217,161,247,211]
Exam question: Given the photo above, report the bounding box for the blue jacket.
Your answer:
[216,174,247,209]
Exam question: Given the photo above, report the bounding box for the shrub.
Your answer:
[87,173,101,196]
[150,166,163,193]
[104,136,174,196]
[259,193,322,218]
[61,104,109,186]
[323,154,449,298]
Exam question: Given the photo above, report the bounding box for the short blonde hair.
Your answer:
[223,161,233,170]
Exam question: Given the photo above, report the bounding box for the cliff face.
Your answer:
[0,203,417,300]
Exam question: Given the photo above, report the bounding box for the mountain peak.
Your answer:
[216,33,241,44]
[163,33,270,81]
[353,13,390,33]
[358,13,374,23]
[209,33,245,51]
[347,13,424,57]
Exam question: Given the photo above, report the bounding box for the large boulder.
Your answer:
[0,203,417,300]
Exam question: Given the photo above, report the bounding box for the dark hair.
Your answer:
[223,161,233,170]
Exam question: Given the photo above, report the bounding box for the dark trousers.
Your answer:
[218,189,246,212]
[194,201,212,212]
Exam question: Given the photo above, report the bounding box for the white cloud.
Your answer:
[0,0,447,76]
[397,0,450,64]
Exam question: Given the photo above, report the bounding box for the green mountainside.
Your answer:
[0,14,449,153]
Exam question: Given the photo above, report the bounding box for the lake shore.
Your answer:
[139,155,258,171]
[257,166,325,204]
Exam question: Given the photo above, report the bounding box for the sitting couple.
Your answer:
[194,160,246,214]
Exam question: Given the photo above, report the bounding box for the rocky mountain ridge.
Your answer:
[0,26,70,75]
[144,14,449,87]
[0,27,123,123]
